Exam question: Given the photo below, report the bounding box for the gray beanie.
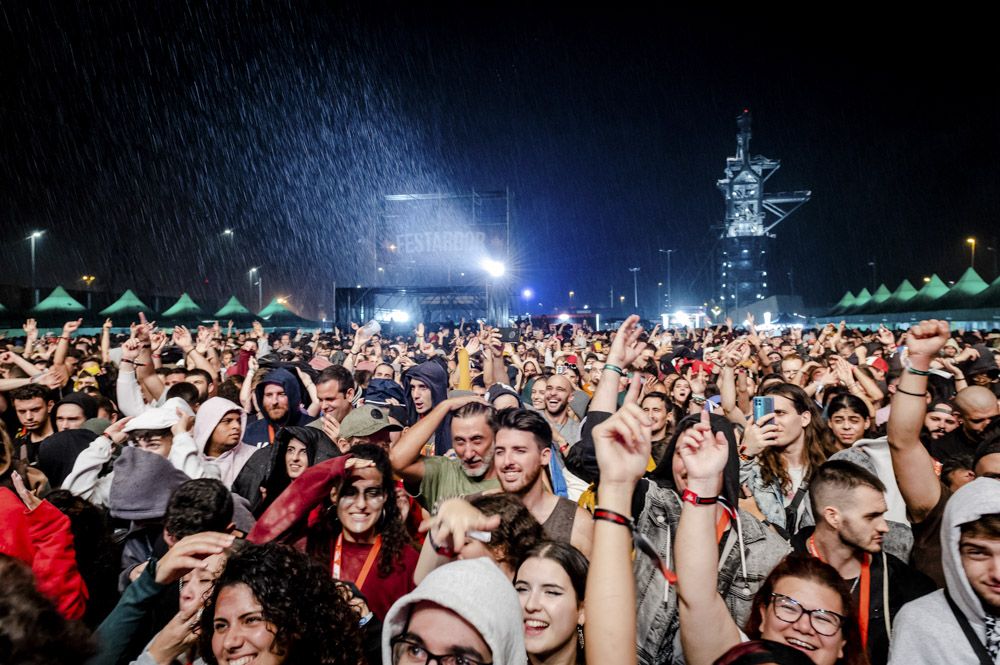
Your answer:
[381,558,525,665]
[109,447,190,520]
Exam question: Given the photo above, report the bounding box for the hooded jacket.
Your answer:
[402,361,450,455]
[37,428,97,487]
[231,425,340,515]
[193,397,255,488]
[241,368,310,447]
[380,558,525,665]
[888,478,1000,664]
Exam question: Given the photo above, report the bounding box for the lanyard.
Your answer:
[715,511,731,543]
[333,534,382,590]
[807,535,871,648]
[267,423,275,444]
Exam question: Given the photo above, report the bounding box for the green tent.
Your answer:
[932,268,989,310]
[880,279,919,313]
[160,293,205,321]
[895,274,950,312]
[99,289,151,319]
[256,297,314,326]
[31,286,87,314]
[969,274,1000,309]
[214,296,253,319]
[854,284,893,315]
[829,291,857,315]
[841,288,872,315]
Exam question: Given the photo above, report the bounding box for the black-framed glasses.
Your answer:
[769,593,845,636]
[391,636,491,665]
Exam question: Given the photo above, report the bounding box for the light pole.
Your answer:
[249,268,262,311]
[28,230,44,305]
[967,237,977,269]
[569,291,575,308]
[867,261,876,292]
[628,267,640,309]
[657,282,663,311]
[658,249,674,310]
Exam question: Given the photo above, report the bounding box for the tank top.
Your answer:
[541,496,578,544]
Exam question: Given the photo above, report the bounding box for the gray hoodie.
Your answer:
[888,477,1000,664]
[381,558,525,665]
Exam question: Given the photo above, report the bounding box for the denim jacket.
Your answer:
[739,458,814,534]
[634,480,791,665]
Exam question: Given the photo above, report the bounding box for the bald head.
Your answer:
[543,374,574,417]
[954,386,1000,438]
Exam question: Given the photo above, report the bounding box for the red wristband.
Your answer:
[681,489,718,506]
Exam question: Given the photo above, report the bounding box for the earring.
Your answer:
[577,624,585,650]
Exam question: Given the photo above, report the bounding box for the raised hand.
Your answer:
[607,315,644,369]
[877,325,895,347]
[677,410,728,492]
[22,318,37,337]
[150,330,168,354]
[62,318,83,336]
[121,337,143,362]
[741,411,779,458]
[904,319,950,364]
[103,318,113,330]
[11,471,41,512]
[419,497,501,557]
[104,416,133,445]
[154,532,236,585]
[172,325,194,351]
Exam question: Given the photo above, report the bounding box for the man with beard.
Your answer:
[791,460,934,665]
[390,395,500,510]
[241,368,310,447]
[541,374,582,447]
[929,386,999,461]
[493,408,592,557]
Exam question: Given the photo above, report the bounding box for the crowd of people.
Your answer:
[1,310,1000,665]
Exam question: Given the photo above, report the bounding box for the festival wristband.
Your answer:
[681,489,718,506]
[602,364,625,377]
[905,366,931,376]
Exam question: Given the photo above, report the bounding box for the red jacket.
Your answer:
[0,487,89,620]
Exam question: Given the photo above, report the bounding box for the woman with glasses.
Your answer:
[674,409,866,665]
[249,443,418,620]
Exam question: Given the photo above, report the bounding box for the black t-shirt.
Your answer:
[910,483,950,588]
[924,428,979,462]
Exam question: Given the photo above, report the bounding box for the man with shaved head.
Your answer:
[931,385,1000,461]
[541,373,582,447]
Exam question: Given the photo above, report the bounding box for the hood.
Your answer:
[253,368,304,426]
[260,426,340,510]
[37,428,98,488]
[381,558,525,665]
[193,397,247,455]
[109,446,190,520]
[402,360,451,455]
[942,477,1000,639]
[124,396,195,432]
[53,392,98,423]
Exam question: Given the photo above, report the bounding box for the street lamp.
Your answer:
[628,267,640,309]
[249,267,262,311]
[27,230,44,305]
[569,291,575,308]
[967,237,976,269]
[867,261,876,292]
[480,258,506,324]
[222,229,233,237]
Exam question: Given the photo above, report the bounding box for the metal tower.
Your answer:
[717,110,810,311]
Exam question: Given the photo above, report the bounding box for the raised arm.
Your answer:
[887,319,949,522]
[101,318,112,364]
[676,411,742,665]
[52,318,81,370]
[388,395,485,484]
[591,315,644,412]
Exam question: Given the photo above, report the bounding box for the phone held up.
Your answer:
[752,396,774,422]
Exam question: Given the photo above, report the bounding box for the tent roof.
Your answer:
[870,284,892,304]
[256,297,314,324]
[160,293,204,318]
[829,291,856,315]
[214,296,253,318]
[31,286,86,313]
[932,268,990,309]
[99,289,150,316]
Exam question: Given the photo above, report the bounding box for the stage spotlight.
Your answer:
[480,258,506,278]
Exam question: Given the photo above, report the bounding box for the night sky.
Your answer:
[2,4,998,315]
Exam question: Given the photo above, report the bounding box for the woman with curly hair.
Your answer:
[198,542,364,665]
[249,444,418,620]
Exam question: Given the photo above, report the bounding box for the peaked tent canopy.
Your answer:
[160,293,205,320]
[894,274,950,312]
[932,268,990,310]
[969,274,1000,310]
[99,289,151,318]
[829,291,857,315]
[881,279,920,312]
[841,288,873,315]
[256,297,315,326]
[31,286,87,314]
[852,283,894,314]
[214,296,253,319]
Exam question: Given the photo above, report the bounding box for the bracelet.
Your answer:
[152,354,161,358]
[896,386,926,398]
[603,363,625,376]
[681,489,718,506]
[906,366,931,376]
[592,508,633,528]
[60,336,71,341]
[121,359,146,367]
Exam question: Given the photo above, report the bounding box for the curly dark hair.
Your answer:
[0,554,97,664]
[165,478,234,540]
[468,493,544,572]
[198,542,364,665]
[308,443,413,578]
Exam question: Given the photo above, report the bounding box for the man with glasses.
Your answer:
[791,460,934,665]
[382,558,524,665]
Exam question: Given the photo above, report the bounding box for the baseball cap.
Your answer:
[339,404,403,440]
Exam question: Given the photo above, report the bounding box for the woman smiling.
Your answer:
[515,541,588,665]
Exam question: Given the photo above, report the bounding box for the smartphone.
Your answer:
[752,396,774,422]
[499,327,519,344]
